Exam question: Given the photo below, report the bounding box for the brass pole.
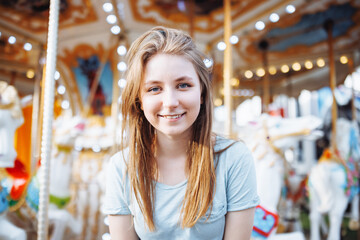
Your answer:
[325,20,337,151]
[347,58,356,121]
[30,48,45,175]
[223,0,233,137]
[259,40,269,113]
[188,0,195,38]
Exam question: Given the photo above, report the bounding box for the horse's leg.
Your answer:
[309,166,328,240]
[327,195,347,240]
[327,167,349,240]
[0,214,27,240]
[349,194,360,230]
[309,184,322,240]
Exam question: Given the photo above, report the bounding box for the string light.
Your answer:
[281,65,290,73]
[256,68,265,77]
[8,36,16,44]
[316,58,325,67]
[57,85,66,95]
[61,100,70,109]
[118,78,127,88]
[106,15,117,24]
[217,41,226,51]
[238,55,348,79]
[286,5,296,14]
[304,60,313,69]
[24,42,32,51]
[268,66,277,75]
[231,78,240,87]
[203,58,213,68]
[214,98,223,107]
[269,13,279,23]
[244,70,253,79]
[54,71,60,80]
[255,21,265,30]
[117,45,127,56]
[117,61,127,72]
[26,69,35,78]
[111,25,121,35]
[230,35,239,44]
[340,55,348,64]
[103,3,113,12]
[292,62,301,71]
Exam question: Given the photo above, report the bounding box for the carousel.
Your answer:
[0,0,359,239]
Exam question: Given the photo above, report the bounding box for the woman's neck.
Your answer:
[154,132,190,185]
[155,132,190,160]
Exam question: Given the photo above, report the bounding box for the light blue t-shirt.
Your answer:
[103,136,260,240]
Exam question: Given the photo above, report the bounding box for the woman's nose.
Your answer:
[162,89,179,108]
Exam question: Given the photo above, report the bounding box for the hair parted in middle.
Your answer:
[120,26,215,231]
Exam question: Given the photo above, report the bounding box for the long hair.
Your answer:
[121,26,215,231]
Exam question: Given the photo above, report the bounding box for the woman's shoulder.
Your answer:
[108,147,130,170]
[214,135,249,153]
[214,135,253,166]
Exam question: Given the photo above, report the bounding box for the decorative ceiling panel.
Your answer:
[0,0,97,33]
[129,0,266,33]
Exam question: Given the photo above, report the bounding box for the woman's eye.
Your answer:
[178,83,190,89]
[148,87,160,92]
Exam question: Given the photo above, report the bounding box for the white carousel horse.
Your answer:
[238,114,322,239]
[0,81,27,240]
[48,115,85,240]
[24,115,85,240]
[72,116,115,240]
[308,118,360,240]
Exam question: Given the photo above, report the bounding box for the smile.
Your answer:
[159,113,185,119]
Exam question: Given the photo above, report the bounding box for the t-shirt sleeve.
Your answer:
[102,151,132,215]
[226,142,260,212]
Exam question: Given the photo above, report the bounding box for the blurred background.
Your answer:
[0,0,359,239]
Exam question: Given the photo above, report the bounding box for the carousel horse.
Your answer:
[308,117,360,240]
[0,81,27,240]
[73,116,115,240]
[238,114,322,239]
[24,115,85,240]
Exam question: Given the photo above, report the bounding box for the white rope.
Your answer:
[37,0,60,239]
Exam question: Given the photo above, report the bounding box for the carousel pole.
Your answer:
[37,0,60,239]
[223,0,233,137]
[259,40,270,113]
[347,57,357,121]
[30,48,46,175]
[324,19,338,151]
[188,0,195,38]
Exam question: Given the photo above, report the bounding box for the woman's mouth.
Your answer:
[159,113,185,119]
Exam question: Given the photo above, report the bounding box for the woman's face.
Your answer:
[140,54,202,139]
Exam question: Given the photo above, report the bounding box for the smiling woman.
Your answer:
[141,54,202,138]
[103,26,260,240]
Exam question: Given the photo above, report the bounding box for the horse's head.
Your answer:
[53,116,85,147]
[0,81,23,120]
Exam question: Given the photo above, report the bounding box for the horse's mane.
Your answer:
[316,99,360,158]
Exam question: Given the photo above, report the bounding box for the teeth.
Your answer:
[162,114,182,119]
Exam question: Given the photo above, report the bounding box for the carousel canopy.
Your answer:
[0,0,359,104]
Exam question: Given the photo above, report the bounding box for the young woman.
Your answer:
[104,26,259,240]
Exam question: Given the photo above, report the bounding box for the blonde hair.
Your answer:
[121,26,215,231]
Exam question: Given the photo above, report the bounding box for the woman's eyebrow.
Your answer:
[174,76,193,82]
[143,80,162,85]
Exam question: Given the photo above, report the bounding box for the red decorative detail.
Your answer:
[253,205,279,237]
[5,159,29,200]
